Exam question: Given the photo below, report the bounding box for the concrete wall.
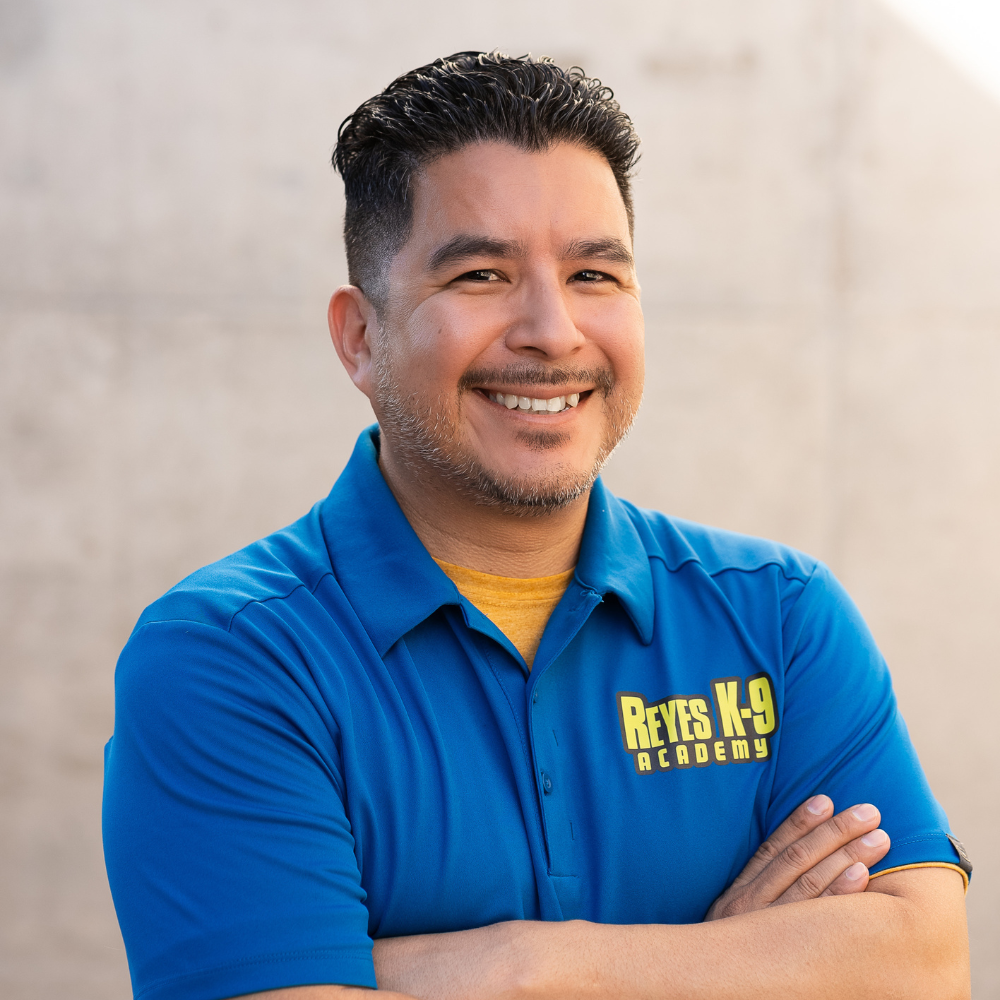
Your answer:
[2,0,998,995]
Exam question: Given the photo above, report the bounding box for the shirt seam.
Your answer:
[780,560,828,668]
[888,833,953,847]
[138,571,336,635]
[649,550,815,585]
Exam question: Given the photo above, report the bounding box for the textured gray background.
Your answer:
[2,0,998,996]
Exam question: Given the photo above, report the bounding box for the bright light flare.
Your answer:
[881,0,1000,102]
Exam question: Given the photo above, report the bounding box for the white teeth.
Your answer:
[487,390,582,413]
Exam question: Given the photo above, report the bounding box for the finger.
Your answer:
[730,795,834,888]
[734,803,882,902]
[819,862,870,897]
[775,827,890,905]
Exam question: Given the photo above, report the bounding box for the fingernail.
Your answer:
[844,862,868,881]
[861,829,888,848]
[806,795,831,816]
[851,803,877,822]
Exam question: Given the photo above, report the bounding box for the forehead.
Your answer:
[405,142,630,254]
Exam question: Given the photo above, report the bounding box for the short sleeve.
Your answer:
[103,619,377,1000]
[766,564,966,882]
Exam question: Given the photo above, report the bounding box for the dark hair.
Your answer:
[333,51,640,309]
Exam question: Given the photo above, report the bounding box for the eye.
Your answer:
[572,269,612,283]
[456,269,501,282]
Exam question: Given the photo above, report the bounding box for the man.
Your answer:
[103,53,971,1000]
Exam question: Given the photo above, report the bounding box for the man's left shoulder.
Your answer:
[616,496,820,584]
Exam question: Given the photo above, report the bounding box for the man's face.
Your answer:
[370,141,645,511]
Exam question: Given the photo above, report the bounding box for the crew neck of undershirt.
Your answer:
[433,558,575,669]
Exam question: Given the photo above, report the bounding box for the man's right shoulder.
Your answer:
[131,499,334,637]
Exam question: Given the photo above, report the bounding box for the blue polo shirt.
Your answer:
[103,426,964,1000]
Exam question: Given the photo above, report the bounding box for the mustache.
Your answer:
[458,364,615,394]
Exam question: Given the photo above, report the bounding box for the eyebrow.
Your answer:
[425,233,635,273]
[427,235,528,272]
[561,238,634,267]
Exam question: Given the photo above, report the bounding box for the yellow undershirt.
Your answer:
[433,558,574,668]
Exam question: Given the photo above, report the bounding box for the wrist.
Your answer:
[505,919,598,1000]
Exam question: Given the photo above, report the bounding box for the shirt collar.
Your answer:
[321,426,655,655]
[575,476,655,644]
[319,427,458,656]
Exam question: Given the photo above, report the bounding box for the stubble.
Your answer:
[373,353,639,515]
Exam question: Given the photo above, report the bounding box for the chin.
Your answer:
[462,456,599,514]
[495,427,597,461]
[485,450,591,485]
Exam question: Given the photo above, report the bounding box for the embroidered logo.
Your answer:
[616,674,778,774]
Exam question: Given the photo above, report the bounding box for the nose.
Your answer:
[503,273,585,360]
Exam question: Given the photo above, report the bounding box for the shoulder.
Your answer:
[115,501,360,739]
[132,500,333,636]
[617,497,818,583]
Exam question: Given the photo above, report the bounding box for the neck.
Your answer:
[378,444,589,579]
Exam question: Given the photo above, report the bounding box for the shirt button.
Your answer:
[541,772,553,794]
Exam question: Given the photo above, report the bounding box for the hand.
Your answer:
[705,795,891,921]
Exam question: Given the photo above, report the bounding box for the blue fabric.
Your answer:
[103,426,960,1000]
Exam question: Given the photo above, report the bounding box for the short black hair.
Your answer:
[333,51,640,309]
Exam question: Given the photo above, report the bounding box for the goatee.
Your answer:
[373,357,639,515]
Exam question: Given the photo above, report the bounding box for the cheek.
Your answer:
[588,301,645,386]
[625,340,645,388]
[405,302,502,385]
[385,333,463,401]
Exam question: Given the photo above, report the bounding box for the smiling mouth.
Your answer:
[483,390,583,414]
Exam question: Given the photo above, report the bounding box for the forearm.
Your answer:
[373,871,969,1000]
[543,890,964,1000]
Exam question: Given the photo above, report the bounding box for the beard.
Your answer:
[373,353,640,515]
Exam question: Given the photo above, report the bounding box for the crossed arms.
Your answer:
[243,796,970,1000]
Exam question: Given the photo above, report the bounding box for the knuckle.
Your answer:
[786,819,812,842]
[842,840,866,861]
[782,839,813,871]
[795,869,828,898]
[754,839,780,864]
[786,810,812,833]
[829,812,855,838]
[721,897,748,919]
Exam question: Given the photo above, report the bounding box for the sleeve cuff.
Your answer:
[134,946,377,1000]
[867,861,970,893]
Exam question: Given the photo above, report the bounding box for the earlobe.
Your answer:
[328,285,377,398]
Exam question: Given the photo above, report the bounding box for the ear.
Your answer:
[328,285,379,400]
